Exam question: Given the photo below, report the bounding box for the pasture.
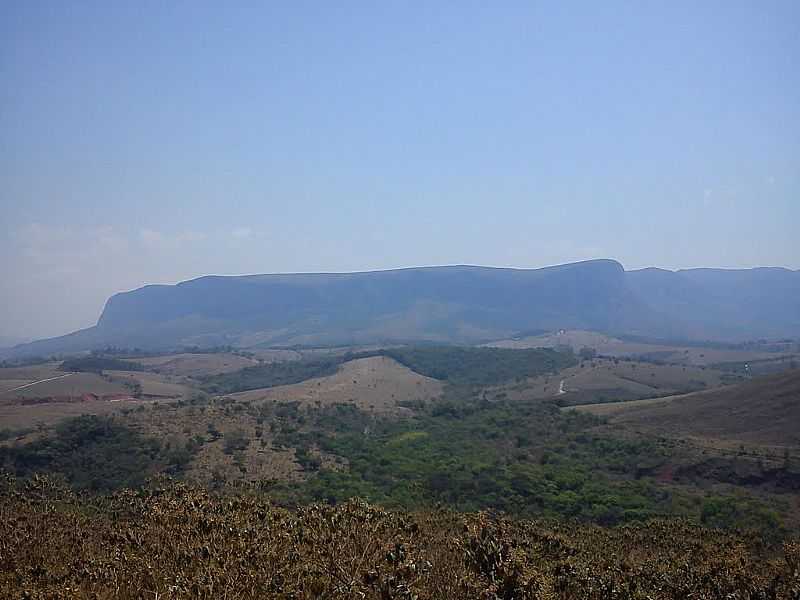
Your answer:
[230,356,444,415]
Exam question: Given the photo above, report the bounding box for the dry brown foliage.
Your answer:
[1,474,798,599]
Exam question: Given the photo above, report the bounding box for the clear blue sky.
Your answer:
[1,1,798,340]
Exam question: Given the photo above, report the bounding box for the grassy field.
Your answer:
[0,361,198,432]
[574,369,800,449]
[0,379,42,393]
[231,356,444,415]
[0,362,64,381]
[0,372,129,400]
[0,362,66,393]
[0,397,153,431]
[497,357,735,407]
[486,329,798,366]
[105,370,193,399]
[564,392,696,417]
[128,352,260,377]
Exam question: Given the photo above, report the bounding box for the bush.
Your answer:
[223,429,249,455]
[0,415,195,491]
[382,346,576,385]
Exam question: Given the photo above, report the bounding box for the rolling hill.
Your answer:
[576,369,800,448]
[5,260,799,356]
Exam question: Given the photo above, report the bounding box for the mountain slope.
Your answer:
[590,369,800,447]
[627,266,800,340]
[5,260,799,356]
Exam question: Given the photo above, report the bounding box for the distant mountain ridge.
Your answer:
[5,260,800,357]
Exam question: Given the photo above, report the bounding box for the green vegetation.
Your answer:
[2,346,795,544]
[0,415,195,491]
[381,346,576,385]
[199,354,352,394]
[701,494,784,533]
[0,427,35,443]
[180,345,256,358]
[61,356,146,373]
[199,345,575,394]
[0,355,53,368]
[265,389,784,535]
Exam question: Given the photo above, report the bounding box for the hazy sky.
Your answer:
[1,1,798,341]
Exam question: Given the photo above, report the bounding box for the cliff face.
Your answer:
[6,260,800,356]
[93,259,650,347]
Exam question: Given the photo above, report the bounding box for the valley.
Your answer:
[1,333,798,536]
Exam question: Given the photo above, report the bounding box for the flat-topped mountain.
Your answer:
[6,260,800,356]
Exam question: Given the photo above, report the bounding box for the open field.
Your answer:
[486,329,798,366]
[564,392,701,417]
[0,379,44,394]
[0,369,192,404]
[0,362,65,387]
[106,370,194,399]
[230,356,444,414]
[0,366,196,431]
[572,369,800,448]
[128,352,259,377]
[0,372,129,400]
[0,397,153,431]
[485,330,618,351]
[499,357,735,406]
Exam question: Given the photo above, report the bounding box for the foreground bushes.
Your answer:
[1,475,798,599]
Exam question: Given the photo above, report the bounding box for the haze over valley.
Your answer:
[5,259,799,359]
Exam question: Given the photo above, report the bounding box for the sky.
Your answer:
[1,1,798,341]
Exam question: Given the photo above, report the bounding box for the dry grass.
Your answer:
[126,400,307,486]
[0,369,194,432]
[0,372,129,400]
[184,429,304,485]
[231,356,444,415]
[0,397,153,431]
[565,392,695,416]
[101,357,442,485]
[0,362,63,382]
[486,329,795,366]
[105,370,194,399]
[0,379,35,394]
[501,358,731,405]
[130,352,259,377]
[573,369,800,449]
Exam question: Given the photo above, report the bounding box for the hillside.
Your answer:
[1,345,797,549]
[578,369,800,448]
[6,260,800,357]
[627,267,800,341]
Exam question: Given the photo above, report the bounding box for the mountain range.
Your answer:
[5,259,799,357]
